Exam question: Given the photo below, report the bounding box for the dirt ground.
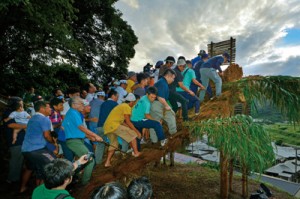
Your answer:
[1,162,294,199]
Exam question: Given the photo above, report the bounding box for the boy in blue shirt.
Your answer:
[131,87,166,149]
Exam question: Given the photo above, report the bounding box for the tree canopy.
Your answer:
[0,0,138,96]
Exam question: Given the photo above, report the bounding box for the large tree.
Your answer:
[0,0,137,96]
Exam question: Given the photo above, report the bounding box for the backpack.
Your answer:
[55,193,70,199]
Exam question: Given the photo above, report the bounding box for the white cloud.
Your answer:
[115,0,300,76]
[119,0,139,9]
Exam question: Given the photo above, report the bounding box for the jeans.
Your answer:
[132,119,165,151]
[199,68,222,102]
[168,91,189,121]
[178,91,201,113]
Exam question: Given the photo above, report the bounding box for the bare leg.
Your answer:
[130,139,141,157]
[104,150,115,167]
[19,168,32,193]
[12,129,21,144]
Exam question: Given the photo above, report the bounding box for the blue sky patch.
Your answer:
[282,28,300,45]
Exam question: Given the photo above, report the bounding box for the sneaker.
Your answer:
[140,138,146,144]
[160,139,168,147]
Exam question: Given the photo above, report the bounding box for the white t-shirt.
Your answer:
[9,111,30,124]
[61,101,70,116]
[115,86,127,104]
[85,93,95,103]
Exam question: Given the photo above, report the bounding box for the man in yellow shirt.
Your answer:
[126,71,137,93]
[103,93,141,167]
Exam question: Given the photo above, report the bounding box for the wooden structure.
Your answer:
[207,37,236,64]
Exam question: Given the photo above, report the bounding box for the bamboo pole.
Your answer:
[242,165,248,198]
[229,159,234,192]
[220,150,229,199]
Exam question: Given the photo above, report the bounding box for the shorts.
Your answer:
[22,148,55,179]
[106,125,137,151]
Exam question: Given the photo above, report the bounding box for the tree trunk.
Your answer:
[242,165,248,198]
[229,159,234,192]
[170,152,174,167]
[220,151,229,199]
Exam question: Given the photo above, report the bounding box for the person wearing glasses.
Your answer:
[62,96,103,185]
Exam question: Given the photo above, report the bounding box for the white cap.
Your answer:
[95,91,105,96]
[83,99,89,106]
[119,80,127,84]
[177,59,186,66]
[123,93,136,102]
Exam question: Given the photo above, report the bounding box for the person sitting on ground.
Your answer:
[150,69,177,143]
[127,176,153,199]
[103,93,141,167]
[131,86,167,150]
[4,100,31,144]
[90,182,128,199]
[199,52,230,102]
[32,155,89,199]
[62,97,103,185]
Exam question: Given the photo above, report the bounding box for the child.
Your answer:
[5,102,31,144]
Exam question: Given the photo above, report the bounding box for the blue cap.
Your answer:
[201,53,209,59]
[223,52,230,62]
[155,60,164,68]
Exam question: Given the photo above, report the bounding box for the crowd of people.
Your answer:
[2,50,230,198]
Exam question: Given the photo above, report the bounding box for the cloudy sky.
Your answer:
[115,0,300,76]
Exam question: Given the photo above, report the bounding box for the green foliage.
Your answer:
[238,76,300,124]
[201,162,220,171]
[184,115,275,174]
[265,123,300,146]
[0,0,138,96]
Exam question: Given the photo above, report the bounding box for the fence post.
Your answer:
[210,41,213,57]
[230,37,233,65]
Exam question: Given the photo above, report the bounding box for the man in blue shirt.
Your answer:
[191,49,206,67]
[22,101,56,185]
[131,87,166,149]
[191,53,212,98]
[95,90,119,164]
[89,91,105,133]
[150,69,177,143]
[63,96,103,185]
[199,52,230,102]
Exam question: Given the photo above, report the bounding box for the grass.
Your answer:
[264,123,300,146]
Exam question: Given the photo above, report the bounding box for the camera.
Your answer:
[84,152,94,160]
